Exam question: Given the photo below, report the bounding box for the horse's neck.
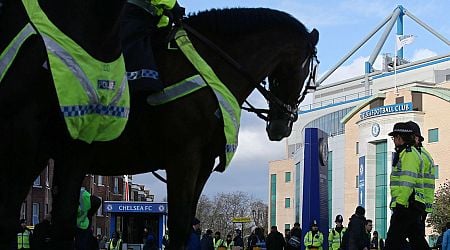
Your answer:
[156,31,283,105]
[40,0,125,61]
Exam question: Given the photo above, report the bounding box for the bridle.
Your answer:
[179,22,319,122]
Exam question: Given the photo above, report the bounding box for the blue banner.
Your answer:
[358,156,365,207]
[360,102,413,120]
[103,201,167,213]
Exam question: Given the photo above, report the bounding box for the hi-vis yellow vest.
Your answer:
[20,0,130,143]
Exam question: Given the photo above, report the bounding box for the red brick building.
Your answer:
[22,160,154,238]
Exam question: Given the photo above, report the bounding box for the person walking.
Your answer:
[213,231,224,250]
[442,222,450,250]
[75,187,102,250]
[233,229,244,249]
[32,214,52,250]
[187,218,201,250]
[266,226,286,250]
[406,121,436,236]
[384,122,429,250]
[109,232,122,250]
[364,220,373,250]
[329,215,347,250]
[224,234,235,250]
[287,223,302,250]
[341,206,367,250]
[304,220,324,250]
[201,229,214,250]
[17,219,32,250]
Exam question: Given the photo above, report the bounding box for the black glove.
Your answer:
[171,2,185,22]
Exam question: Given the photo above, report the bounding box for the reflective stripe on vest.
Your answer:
[147,75,207,105]
[22,0,129,143]
[329,227,346,250]
[421,148,436,213]
[390,146,425,208]
[175,28,241,168]
[77,189,91,229]
[0,24,37,83]
[17,230,31,249]
[110,239,122,250]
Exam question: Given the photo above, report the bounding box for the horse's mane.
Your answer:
[185,8,309,37]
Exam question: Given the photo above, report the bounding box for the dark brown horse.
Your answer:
[0,5,318,249]
[0,0,126,247]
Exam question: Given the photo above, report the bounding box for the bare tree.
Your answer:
[196,191,268,239]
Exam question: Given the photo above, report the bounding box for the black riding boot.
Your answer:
[120,3,164,93]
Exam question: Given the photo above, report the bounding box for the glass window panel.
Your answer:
[428,128,439,143]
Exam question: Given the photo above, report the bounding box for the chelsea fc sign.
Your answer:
[371,123,380,137]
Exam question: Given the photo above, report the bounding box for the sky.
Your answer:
[134,0,450,202]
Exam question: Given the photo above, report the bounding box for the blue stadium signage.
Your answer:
[103,202,167,213]
[360,102,413,120]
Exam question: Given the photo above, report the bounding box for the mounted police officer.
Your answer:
[120,0,185,92]
[384,122,430,250]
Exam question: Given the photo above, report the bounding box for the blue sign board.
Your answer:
[358,156,365,207]
[360,102,413,120]
[103,201,167,213]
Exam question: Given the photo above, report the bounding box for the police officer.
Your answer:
[384,122,429,250]
[17,219,32,250]
[406,121,436,229]
[329,215,346,250]
[120,0,185,92]
[304,220,324,250]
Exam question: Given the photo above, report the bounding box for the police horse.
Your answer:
[0,2,319,249]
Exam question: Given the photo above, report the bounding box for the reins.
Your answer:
[178,21,314,121]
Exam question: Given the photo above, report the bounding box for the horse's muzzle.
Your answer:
[266,118,294,141]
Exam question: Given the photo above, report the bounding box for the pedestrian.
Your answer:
[32,214,52,250]
[341,206,367,250]
[99,235,107,250]
[186,217,201,250]
[109,232,123,250]
[303,220,324,250]
[224,234,235,250]
[233,229,244,249]
[384,122,430,250]
[443,222,450,250]
[364,219,373,249]
[329,214,347,250]
[17,219,32,250]
[284,229,291,243]
[436,227,447,250]
[201,229,214,250]
[143,226,157,250]
[249,227,266,250]
[75,187,102,250]
[213,231,224,250]
[406,121,436,236]
[370,231,384,250]
[266,225,286,250]
[287,223,302,250]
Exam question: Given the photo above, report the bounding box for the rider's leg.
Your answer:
[120,3,164,92]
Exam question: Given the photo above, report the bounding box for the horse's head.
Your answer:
[266,28,319,141]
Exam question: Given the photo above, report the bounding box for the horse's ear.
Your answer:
[309,28,319,46]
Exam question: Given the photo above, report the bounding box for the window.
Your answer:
[98,176,103,186]
[270,174,276,226]
[435,165,439,178]
[446,74,450,81]
[33,176,41,187]
[285,198,291,208]
[428,128,439,143]
[370,98,384,109]
[114,177,119,194]
[45,204,49,215]
[21,203,26,220]
[395,96,404,104]
[285,172,291,183]
[45,167,49,186]
[32,203,39,225]
[375,141,388,238]
[97,197,103,216]
[285,224,291,230]
[412,92,422,111]
[355,176,359,188]
[356,142,359,154]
